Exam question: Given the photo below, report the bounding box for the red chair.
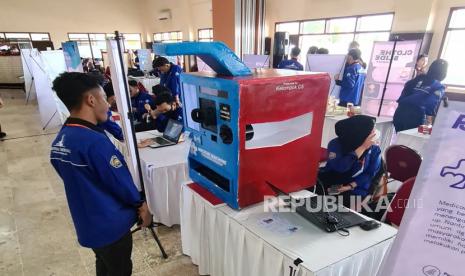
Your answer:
[385,177,416,226]
[385,145,422,182]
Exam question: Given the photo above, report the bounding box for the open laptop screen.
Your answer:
[164,119,183,141]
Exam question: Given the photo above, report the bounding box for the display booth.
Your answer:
[242,54,270,69]
[305,54,346,98]
[361,40,422,117]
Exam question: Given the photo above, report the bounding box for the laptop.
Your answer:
[149,119,183,149]
[293,196,367,233]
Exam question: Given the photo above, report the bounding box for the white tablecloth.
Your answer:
[129,76,160,93]
[395,128,430,156]
[321,115,394,152]
[180,183,397,276]
[136,130,191,226]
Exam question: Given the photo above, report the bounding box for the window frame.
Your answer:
[438,6,465,88]
[153,31,183,43]
[0,32,51,41]
[275,12,394,68]
[198,28,213,42]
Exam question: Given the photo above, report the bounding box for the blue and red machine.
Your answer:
[153,42,330,209]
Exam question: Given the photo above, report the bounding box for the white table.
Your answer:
[395,128,430,156]
[135,130,191,226]
[321,115,394,152]
[128,76,160,93]
[180,183,397,276]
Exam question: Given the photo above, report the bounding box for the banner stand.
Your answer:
[377,39,398,117]
[109,31,168,259]
[20,50,35,105]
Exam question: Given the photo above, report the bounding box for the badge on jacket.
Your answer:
[110,155,122,168]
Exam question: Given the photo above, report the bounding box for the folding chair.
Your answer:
[385,145,422,182]
[384,177,416,227]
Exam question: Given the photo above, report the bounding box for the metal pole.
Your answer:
[377,39,398,117]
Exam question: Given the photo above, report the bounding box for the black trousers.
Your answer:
[92,232,133,276]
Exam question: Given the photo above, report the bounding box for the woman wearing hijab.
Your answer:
[393,59,448,132]
[318,115,382,206]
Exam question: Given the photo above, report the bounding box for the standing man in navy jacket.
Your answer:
[153,57,183,104]
[335,48,366,107]
[50,72,151,276]
[278,47,304,71]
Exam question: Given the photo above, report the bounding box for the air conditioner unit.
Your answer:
[157,10,171,21]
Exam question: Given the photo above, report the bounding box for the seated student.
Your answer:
[393,59,448,132]
[318,115,382,207]
[335,48,366,107]
[128,80,156,132]
[153,57,183,102]
[278,47,304,71]
[146,86,183,133]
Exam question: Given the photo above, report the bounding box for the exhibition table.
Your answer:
[137,130,191,226]
[128,76,160,93]
[322,115,394,152]
[395,128,430,156]
[180,183,397,276]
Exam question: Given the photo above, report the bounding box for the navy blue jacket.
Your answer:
[323,138,381,197]
[397,79,445,117]
[131,92,155,122]
[336,62,366,106]
[98,110,124,141]
[278,58,304,71]
[160,63,183,98]
[155,107,183,132]
[50,118,142,248]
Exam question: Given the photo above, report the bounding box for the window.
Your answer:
[276,13,394,66]
[440,7,465,87]
[0,32,50,41]
[198,28,213,42]
[69,33,104,59]
[122,33,142,50]
[153,31,183,43]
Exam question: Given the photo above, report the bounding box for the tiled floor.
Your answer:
[0,89,199,276]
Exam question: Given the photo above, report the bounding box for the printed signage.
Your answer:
[379,101,465,276]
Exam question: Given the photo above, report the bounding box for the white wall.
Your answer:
[0,0,146,48]
[142,0,212,42]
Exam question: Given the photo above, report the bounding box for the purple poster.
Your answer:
[361,40,422,117]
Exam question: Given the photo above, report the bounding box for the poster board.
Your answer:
[29,50,69,129]
[305,54,346,98]
[20,49,37,102]
[62,41,83,72]
[361,40,421,117]
[242,54,270,69]
[136,49,152,72]
[379,101,465,276]
[106,39,140,189]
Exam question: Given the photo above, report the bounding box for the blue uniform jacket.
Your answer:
[50,118,142,248]
[336,62,366,106]
[277,58,304,71]
[131,92,155,122]
[324,138,381,197]
[155,107,183,132]
[98,110,124,141]
[160,63,183,98]
[397,79,445,116]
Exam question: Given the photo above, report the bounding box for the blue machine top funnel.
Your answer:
[153,42,252,77]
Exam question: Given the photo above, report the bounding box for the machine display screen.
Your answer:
[200,87,228,99]
[199,98,218,133]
